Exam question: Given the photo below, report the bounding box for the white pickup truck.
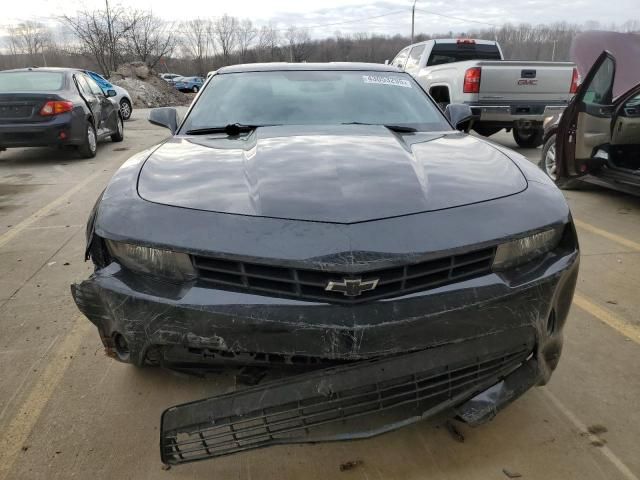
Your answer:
[390,39,579,147]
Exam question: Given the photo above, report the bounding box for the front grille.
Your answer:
[193,247,495,303]
[160,343,530,465]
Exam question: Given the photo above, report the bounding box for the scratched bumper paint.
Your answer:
[71,241,578,382]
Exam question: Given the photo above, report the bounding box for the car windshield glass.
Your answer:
[181,70,451,132]
[0,72,64,91]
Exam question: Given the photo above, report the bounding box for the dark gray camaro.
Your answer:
[71,63,579,465]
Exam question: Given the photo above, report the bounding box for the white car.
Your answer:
[160,73,182,82]
[84,70,134,121]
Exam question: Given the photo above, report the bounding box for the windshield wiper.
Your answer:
[185,123,278,136]
[340,122,417,133]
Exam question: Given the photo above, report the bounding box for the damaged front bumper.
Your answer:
[71,242,577,371]
[71,236,578,464]
[160,333,539,465]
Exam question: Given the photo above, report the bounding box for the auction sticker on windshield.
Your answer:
[362,75,412,88]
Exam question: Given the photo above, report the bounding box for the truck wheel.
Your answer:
[512,126,544,148]
[473,125,503,137]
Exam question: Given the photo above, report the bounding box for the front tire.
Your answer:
[119,99,132,120]
[111,115,124,142]
[192,86,199,93]
[512,125,544,148]
[538,134,583,190]
[78,121,97,159]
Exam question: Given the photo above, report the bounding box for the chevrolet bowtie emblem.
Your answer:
[325,278,379,297]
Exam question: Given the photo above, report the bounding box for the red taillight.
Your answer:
[569,67,580,94]
[39,101,73,116]
[456,39,476,45]
[463,67,481,94]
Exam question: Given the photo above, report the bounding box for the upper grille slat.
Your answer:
[193,246,495,304]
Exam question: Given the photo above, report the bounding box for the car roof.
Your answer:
[217,62,402,74]
[0,67,77,74]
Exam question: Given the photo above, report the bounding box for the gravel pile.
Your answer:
[110,62,192,108]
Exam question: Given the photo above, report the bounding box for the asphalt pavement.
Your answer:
[0,111,639,479]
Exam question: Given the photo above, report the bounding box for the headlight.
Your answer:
[105,240,196,281]
[493,228,563,270]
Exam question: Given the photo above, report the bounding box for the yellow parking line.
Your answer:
[574,219,640,252]
[0,319,90,480]
[0,169,104,249]
[573,293,640,345]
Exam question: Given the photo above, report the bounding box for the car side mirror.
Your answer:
[384,59,390,65]
[444,104,477,132]
[106,89,117,98]
[148,107,179,134]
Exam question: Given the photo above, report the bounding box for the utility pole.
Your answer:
[411,0,417,44]
[551,40,557,61]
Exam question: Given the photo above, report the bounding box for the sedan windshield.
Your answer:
[181,70,451,132]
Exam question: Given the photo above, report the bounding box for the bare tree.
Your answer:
[11,22,51,56]
[212,14,239,64]
[237,19,256,62]
[284,26,312,62]
[125,11,176,69]
[62,0,133,75]
[181,18,212,76]
[257,23,281,61]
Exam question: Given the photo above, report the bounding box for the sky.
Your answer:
[0,0,637,38]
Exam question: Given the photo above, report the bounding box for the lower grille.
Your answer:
[161,342,531,465]
[193,247,496,304]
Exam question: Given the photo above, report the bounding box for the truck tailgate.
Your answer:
[477,61,574,102]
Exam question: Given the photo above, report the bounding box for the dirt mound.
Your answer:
[111,62,191,108]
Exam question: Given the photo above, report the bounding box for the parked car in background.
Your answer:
[540,31,640,194]
[72,63,579,466]
[390,39,578,147]
[84,70,133,120]
[0,67,124,158]
[160,73,181,82]
[173,76,204,93]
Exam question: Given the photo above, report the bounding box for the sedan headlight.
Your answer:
[105,240,196,281]
[493,228,563,270]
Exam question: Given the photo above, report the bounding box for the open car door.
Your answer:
[556,51,616,181]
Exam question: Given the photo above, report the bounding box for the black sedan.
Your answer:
[71,63,579,465]
[0,67,123,158]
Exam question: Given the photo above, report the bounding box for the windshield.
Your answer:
[180,70,451,133]
[0,71,65,92]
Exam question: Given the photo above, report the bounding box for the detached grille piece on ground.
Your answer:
[160,337,532,465]
[193,247,496,304]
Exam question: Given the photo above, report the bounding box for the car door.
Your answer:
[556,51,616,177]
[84,74,116,135]
[75,74,102,126]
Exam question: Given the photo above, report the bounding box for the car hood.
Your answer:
[571,31,640,99]
[137,125,527,224]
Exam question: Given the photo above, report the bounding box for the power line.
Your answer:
[414,8,501,28]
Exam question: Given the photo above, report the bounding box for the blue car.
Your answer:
[84,70,133,120]
[173,76,204,93]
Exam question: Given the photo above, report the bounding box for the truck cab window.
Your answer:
[405,45,426,73]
